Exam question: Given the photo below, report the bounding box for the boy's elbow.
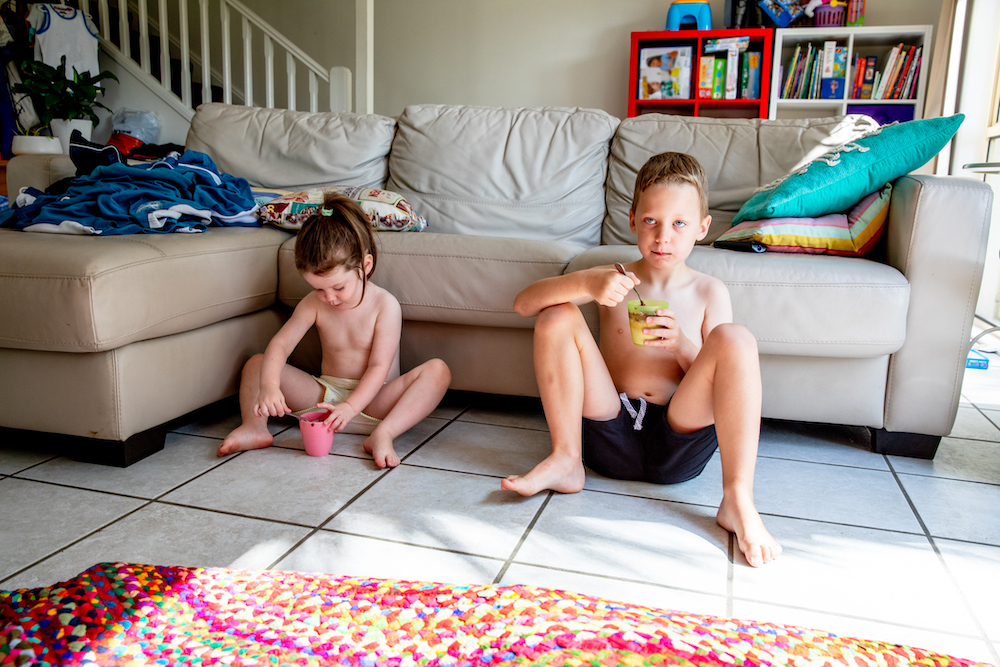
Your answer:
[513,294,535,318]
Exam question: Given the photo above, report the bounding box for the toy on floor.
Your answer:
[666,0,712,30]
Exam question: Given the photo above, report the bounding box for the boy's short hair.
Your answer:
[631,152,709,218]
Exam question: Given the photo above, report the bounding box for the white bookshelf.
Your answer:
[768,25,932,121]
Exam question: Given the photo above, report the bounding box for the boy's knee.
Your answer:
[244,353,265,370]
[535,302,583,333]
[709,323,758,354]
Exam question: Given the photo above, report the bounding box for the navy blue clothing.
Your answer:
[583,396,718,484]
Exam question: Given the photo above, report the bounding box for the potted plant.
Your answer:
[12,56,118,153]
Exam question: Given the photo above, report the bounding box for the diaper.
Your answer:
[295,375,382,435]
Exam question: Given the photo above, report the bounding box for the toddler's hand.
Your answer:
[318,401,358,433]
[591,267,639,308]
[255,384,290,418]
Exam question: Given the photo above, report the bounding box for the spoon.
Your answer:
[615,263,644,305]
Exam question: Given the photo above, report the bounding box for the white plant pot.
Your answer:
[11,135,63,155]
[50,119,93,154]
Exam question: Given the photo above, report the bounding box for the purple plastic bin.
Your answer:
[814,4,846,26]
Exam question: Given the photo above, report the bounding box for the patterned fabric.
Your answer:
[0,562,989,667]
[715,182,892,255]
[258,186,428,232]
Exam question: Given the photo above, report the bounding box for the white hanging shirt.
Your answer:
[28,4,99,78]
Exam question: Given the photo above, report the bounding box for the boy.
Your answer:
[503,152,780,567]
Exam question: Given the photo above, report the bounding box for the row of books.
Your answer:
[780,41,847,99]
[781,40,922,101]
[850,44,922,100]
[637,39,762,101]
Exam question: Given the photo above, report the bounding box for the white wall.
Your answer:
[371,0,944,119]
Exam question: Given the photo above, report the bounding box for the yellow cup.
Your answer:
[628,300,669,345]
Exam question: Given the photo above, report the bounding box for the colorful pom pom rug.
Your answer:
[1,562,991,667]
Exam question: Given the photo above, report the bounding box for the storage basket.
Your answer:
[814,4,846,26]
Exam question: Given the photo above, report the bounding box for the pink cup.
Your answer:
[299,410,334,456]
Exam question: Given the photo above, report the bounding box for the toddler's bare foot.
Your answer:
[217,424,273,457]
[501,452,585,496]
[717,492,781,567]
[363,431,400,468]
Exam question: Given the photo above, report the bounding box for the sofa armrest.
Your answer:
[883,174,993,436]
[5,154,76,201]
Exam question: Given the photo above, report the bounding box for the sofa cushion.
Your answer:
[386,104,620,247]
[185,103,396,190]
[604,114,879,245]
[258,186,427,232]
[733,114,965,224]
[278,232,583,329]
[0,227,291,353]
[715,182,891,255]
[566,246,909,358]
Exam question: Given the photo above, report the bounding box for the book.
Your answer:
[860,55,877,99]
[872,44,903,100]
[821,46,846,99]
[851,54,865,98]
[870,71,881,101]
[887,46,912,99]
[638,46,692,99]
[712,58,726,99]
[781,44,801,98]
[906,48,922,98]
[698,56,715,98]
[704,36,750,53]
[725,46,739,99]
[741,51,761,98]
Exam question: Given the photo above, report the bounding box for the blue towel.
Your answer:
[0,150,260,234]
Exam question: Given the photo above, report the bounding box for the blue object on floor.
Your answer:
[967,348,989,369]
[666,1,712,30]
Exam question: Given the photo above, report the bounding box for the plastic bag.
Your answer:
[108,107,160,156]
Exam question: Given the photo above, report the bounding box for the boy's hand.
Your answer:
[590,267,640,308]
[318,401,358,433]
[254,384,290,418]
[641,308,687,353]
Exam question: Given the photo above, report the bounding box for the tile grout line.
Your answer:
[884,456,999,663]
[0,449,255,587]
[502,559,726,601]
[492,491,553,585]
[262,403,473,570]
[726,533,734,618]
[320,528,507,563]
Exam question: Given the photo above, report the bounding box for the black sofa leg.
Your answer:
[0,426,166,467]
[869,428,941,459]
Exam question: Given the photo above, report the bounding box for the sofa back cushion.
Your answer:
[386,104,620,247]
[186,103,397,190]
[603,114,879,245]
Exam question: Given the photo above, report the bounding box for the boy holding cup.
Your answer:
[505,152,780,568]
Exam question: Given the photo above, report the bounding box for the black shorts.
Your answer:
[582,396,718,484]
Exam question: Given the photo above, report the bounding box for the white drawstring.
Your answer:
[619,392,647,431]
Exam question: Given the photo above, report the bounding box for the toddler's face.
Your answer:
[303,261,368,308]
[629,182,711,268]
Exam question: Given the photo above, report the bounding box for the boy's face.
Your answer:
[628,182,711,269]
[303,254,373,308]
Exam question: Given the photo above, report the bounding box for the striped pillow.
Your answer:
[714,183,891,256]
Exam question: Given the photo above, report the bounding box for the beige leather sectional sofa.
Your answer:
[0,103,992,465]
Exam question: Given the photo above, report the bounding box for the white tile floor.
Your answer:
[2,339,1000,664]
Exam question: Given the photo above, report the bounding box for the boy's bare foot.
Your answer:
[217,424,273,457]
[501,452,586,496]
[363,431,400,468]
[717,492,781,567]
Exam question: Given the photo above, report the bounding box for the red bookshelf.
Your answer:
[628,29,773,119]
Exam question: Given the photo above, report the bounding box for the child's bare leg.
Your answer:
[361,358,451,468]
[218,356,324,456]
[667,324,781,567]
[502,303,619,496]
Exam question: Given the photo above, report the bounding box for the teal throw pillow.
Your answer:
[732,114,964,224]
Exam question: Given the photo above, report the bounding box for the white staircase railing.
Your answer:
[81,0,353,117]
